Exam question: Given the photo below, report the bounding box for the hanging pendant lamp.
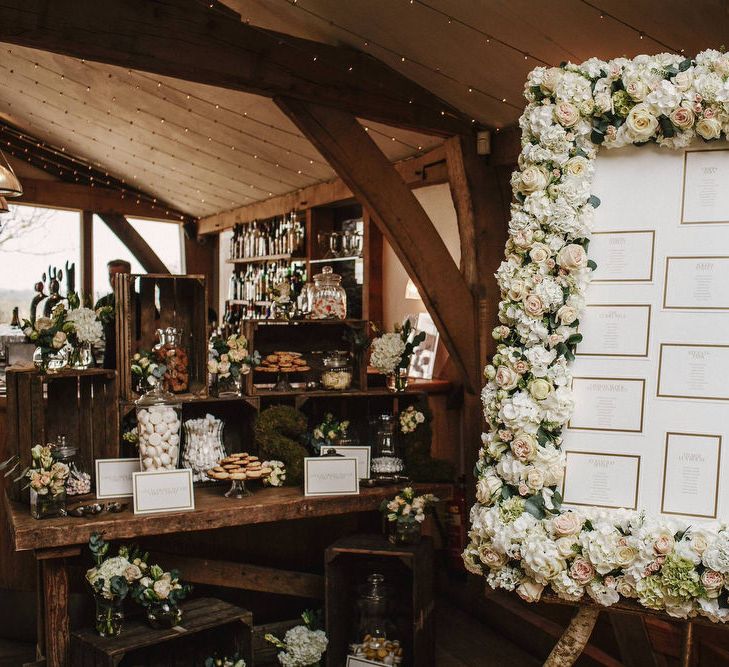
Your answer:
[0,150,22,197]
[0,196,9,214]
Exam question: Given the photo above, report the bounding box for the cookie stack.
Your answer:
[257,351,311,374]
[206,453,273,482]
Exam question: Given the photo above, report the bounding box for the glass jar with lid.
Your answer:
[52,435,92,496]
[310,266,346,320]
[153,327,190,393]
[350,573,403,664]
[370,414,404,479]
[135,384,182,472]
[320,350,354,391]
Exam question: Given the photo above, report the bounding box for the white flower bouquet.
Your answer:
[262,460,287,487]
[399,405,425,434]
[265,610,328,667]
[369,319,425,375]
[131,563,192,627]
[131,350,167,393]
[381,486,439,525]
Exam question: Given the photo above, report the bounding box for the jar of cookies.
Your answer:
[310,266,346,319]
[135,384,182,472]
[153,327,189,394]
[350,573,403,665]
[320,350,353,390]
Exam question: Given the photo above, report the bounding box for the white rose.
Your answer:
[476,472,502,504]
[525,468,545,491]
[523,294,545,318]
[670,106,695,130]
[518,166,549,194]
[510,432,537,462]
[556,305,578,325]
[594,91,612,113]
[553,512,583,537]
[696,116,722,140]
[528,378,552,401]
[153,578,171,599]
[673,69,694,92]
[624,77,649,101]
[540,67,562,94]
[51,331,67,349]
[554,101,579,127]
[495,365,520,390]
[625,104,659,142]
[507,280,529,301]
[529,243,551,264]
[556,244,587,270]
[516,579,544,603]
[564,156,589,179]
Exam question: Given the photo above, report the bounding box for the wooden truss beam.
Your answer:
[198,144,450,235]
[98,213,170,274]
[0,0,472,137]
[277,99,479,393]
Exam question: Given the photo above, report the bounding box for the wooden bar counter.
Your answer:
[4,483,453,667]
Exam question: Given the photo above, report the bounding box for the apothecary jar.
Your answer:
[135,384,182,472]
[310,266,347,319]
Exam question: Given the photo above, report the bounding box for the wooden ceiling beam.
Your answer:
[0,0,473,137]
[98,213,170,274]
[276,98,479,393]
[198,144,449,234]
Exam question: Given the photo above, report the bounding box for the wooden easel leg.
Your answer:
[543,606,601,667]
[680,622,695,667]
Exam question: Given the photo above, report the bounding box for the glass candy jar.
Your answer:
[52,437,91,496]
[310,266,346,319]
[350,573,403,665]
[135,385,182,472]
[154,327,190,393]
[182,414,227,482]
[320,350,353,391]
[370,414,404,480]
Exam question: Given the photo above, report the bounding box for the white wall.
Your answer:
[382,182,460,328]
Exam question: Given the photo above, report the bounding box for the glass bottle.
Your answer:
[153,327,190,393]
[52,436,91,496]
[320,350,354,391]
[370,414,404,479]
[182,414,226,482]
[135,384,183,472]
[310,266,347,319]
[350,574,403,664]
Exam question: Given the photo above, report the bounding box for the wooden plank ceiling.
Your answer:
[1,0,727,218]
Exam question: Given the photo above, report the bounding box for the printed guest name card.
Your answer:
[663,257,729,310]
[95,458,140,499]
[132,469,195,515]
[319,446,371,479]
[563,452,641,510]
[577,304,651,357]
[661,432,722,519]
[657,344,729,401]
[304,457,359,496]
[568,377,645,432]
[682,149,729,224]
[590,230,655,282]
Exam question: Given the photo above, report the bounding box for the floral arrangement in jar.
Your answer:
[262,460,287,487]
[265,610,328,667]
[86,533,147,637]
[370,320,425,392]
[208,332,260,395]
[204,656,246,667]
[399,405,426,434]
[309,413,351,452]
[65,305,104,368]
[130,350,167,394]
[27,444,69,519]
[131,563,193,628]
[381,487,439,545]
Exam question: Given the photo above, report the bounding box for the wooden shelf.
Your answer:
[225,253,306,265]
[226,299,272,306]
[309,255,362,264]
[5,483,454,551]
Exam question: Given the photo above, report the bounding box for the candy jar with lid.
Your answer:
[320,350,354,391]
[370,414,404,480]
[350,573,403,665]
[135,383,182,472]
[310,266,346,320]
[52,435,91,496]
[153,327,190,393]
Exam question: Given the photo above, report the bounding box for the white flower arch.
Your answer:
[464,49,729,622]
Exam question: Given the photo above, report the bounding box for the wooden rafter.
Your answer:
[0,0,473,137]
[276,98,479,393]
[98,213,170,274]
[198,144,450,234]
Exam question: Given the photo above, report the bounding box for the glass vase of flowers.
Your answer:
[309,413,352,452]
[26,444,69,519]
[130,350,167,395]
[265,610,328,667]
[370,320,425,393]
[66,306,104,369]
[85,533,148,637]
[208,332,259,397]
[381,487,439,545]
[131,564,192,629]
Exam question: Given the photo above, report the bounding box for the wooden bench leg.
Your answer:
[41,557,70,667]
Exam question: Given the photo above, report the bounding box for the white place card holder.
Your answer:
[319,446,371,479]
[304,457,359,496]
[562,451,641,510]
[132,469,195,515]
[661,432,722,519]
[95,458,140,499]
[663,256,729,310]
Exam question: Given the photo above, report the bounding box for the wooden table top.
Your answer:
[4,483,453,552]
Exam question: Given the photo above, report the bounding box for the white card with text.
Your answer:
[95,458,140,499]
[304,457,359,496]
[319,446,371,479]
[132,469,195,515]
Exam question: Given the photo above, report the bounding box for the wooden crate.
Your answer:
[5,367,119,501]
[242,319,369,395]
[325,534,435,667]
[71,597,253,667]
[115,273,208,401]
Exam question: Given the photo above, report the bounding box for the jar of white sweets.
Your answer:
[135,383,182,472]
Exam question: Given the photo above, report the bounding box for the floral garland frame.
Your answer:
[464,49,729,622]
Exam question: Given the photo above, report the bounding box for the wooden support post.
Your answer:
[98,213,170,274]
[39,556,71,667]
[276,99,479,394]
[81,210,93,300]
[544,606,601,667]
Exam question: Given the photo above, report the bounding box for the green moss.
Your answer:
[254,405,309,485]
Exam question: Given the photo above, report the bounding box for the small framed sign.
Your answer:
[95,458,140,499]
[319,446,371,479]
[132,469,195,515]
[346,657,383,667]
[304,457,359,496]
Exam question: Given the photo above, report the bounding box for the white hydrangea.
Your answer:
[369,333,405,374]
